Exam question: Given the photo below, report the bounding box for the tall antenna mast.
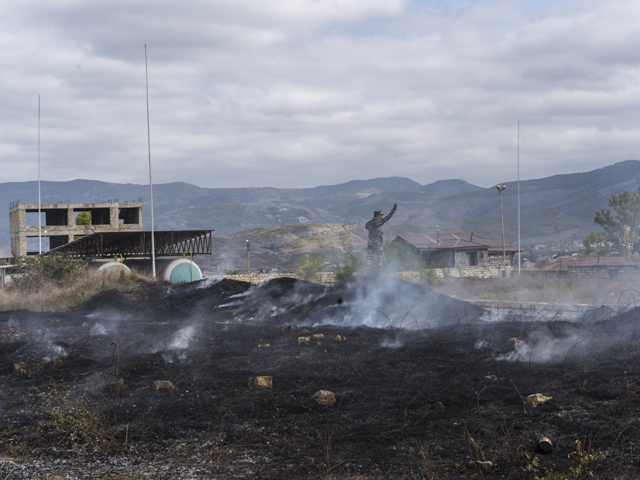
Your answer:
[38,95,42,254]
[517,120,521,277]
[145,45,156,280]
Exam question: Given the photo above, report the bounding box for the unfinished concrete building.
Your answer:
[9,201,142,258]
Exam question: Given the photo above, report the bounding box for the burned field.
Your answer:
[1,277,640,478]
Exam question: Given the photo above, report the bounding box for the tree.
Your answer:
[593,187,640,256]
[297,253,325,282]
[578,231,610,258]
[76,211,92,226]
[335,247,364,281]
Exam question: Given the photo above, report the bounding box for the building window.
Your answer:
[466,251,478,266]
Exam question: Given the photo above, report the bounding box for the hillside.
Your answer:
[2,160,640,254]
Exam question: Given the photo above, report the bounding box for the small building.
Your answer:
[0,246,12,266]
[9,201,143,258]
[391,233,519,268]
[540,256,640,279]
[0,246,12,285]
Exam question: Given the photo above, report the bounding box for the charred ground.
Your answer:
[1,276,640,479]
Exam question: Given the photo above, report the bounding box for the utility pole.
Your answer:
[145,44,156,280]
[38,95,42,254]
[246,240,251,275]
[496,184,507,277]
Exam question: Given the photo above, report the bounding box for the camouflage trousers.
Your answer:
[366,241,385,273]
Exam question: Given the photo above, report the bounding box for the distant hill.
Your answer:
[2,160,640,261]
[422,179,484,194]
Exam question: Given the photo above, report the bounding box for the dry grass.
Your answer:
[0,268,152,312]
[37,383,126,452]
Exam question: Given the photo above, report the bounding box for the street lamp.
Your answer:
[246,240,251,275]
[496,184,507,276]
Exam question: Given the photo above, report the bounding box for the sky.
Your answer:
[1,0,639,189]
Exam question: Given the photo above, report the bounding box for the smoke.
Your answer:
[84,309,130,336]
[490,307,640,364]
[496,331,588,363]
[7,273,640,376]
[305,275,485,330]
[168,325,196,350]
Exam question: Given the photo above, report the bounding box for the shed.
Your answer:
[391,233,519,268]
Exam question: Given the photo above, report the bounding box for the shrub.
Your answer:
[420,267,442,286]
[9,254,88,292]
[335,247,364,281]
[297,253,325,282]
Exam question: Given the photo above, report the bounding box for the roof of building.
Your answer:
[393,233,519,254]
[540,256,640,271]
[43,230,213,258]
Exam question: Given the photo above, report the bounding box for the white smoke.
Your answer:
[496,332,587,364]
[168,325,197,350]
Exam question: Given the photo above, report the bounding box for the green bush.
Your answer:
[297,253,325,282]
[335,247,364,281]
[420,267,442,286]
[9,254,88,292]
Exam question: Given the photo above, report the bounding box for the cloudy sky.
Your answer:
[1,0,639,189]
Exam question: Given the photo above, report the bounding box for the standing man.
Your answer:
[365,203,397,273]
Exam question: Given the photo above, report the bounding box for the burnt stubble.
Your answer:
[1,276,640,478]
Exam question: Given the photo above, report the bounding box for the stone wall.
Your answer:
[397,265,513,281]
[215,265,513,286]
[470,299,617,320]
[542,265,640,280]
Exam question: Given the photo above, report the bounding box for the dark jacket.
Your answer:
[365,205,397,244]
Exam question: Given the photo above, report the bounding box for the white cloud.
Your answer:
[0,0,639,189]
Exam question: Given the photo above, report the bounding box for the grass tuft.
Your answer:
[37,383,126,453]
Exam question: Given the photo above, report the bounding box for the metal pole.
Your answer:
[517,120,521,277]
[145,45,156,280]
[38,95,42,254]
[497,184,507,275]
[246,240,251,274]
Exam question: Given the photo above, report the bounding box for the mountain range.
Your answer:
[2,160,640,270]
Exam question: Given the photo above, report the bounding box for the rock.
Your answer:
[313,334,324,340]
[13,362,26,374]
[469,460,494,471]
[248,376,273,388]
[525,393,552,409]
[312,390,336,406]
[335,335,346,342]
[433,401,445,411]
[258,343,271,348]
[152,380,174,390]
[298,336,311,344]
[233,317,243,323]
[507,337,522,345]
[279,325,297,331]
